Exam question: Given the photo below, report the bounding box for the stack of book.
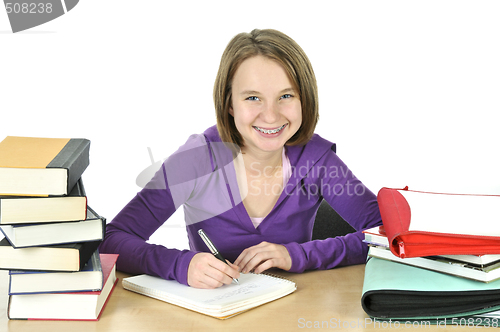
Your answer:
[0,136,118,321]
[361,187,500,324]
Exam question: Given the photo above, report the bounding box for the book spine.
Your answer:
[8,273,12,295]
[69,178,87,197]
[88,205,106,240]
[47,139,90,195]
[77,240,102,271]
[73,178,88,219]
[6,296,27,320]
[0,226,12,245]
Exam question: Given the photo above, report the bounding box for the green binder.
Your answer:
[362,257,500,321]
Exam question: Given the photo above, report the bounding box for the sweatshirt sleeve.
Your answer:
[99,164,196,285]
[99,134,212,285]
[284,149,382,272]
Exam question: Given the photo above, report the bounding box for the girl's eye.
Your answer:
[246,96,260,101]
[280,94,293,100]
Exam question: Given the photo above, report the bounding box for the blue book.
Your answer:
[8,250,103,295]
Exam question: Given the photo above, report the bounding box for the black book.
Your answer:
[0,238,101,272]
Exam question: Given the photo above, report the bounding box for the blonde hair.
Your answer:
[214,29,319,146]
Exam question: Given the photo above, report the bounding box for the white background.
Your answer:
[1,1,499,249]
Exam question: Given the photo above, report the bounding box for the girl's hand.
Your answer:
[234,241,292,274]
[187,253,240,289]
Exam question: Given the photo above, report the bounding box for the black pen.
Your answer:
[198,229,239,285]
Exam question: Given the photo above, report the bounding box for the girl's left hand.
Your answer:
[234,241,292,274]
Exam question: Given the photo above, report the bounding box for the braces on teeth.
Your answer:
[255,124,286,134]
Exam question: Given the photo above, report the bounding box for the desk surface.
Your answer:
[0,265,445,332]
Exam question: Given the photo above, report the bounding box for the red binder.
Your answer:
[377,187,500,258]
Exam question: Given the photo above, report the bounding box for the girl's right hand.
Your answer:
[187,253,240,289]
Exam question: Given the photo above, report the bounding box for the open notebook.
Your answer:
[122,272,296,319]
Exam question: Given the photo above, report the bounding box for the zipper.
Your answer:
[398,241,406,258]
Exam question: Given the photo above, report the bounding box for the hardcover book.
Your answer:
[0,136,90,196]
[0,206,105,248]
[0,178,87,225]
[8,254,118,321]
[9,250,103,295]
[0,238,101,271]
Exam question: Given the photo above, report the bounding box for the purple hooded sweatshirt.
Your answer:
[99,125,382,285]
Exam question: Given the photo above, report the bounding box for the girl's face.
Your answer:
[230,55,302,155]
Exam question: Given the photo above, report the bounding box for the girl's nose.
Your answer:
[260,102,279,123]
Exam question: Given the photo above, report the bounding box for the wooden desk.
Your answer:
[0,265,445,332]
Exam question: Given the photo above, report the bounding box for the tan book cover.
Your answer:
[0,136,70,169]
[0,136,90,196]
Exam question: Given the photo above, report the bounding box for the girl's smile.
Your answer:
[253,123,288,135]
[229,55,302,156]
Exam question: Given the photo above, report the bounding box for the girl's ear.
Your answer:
[229,106,234,116]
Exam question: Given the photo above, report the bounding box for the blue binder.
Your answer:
[362,257,500,320]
